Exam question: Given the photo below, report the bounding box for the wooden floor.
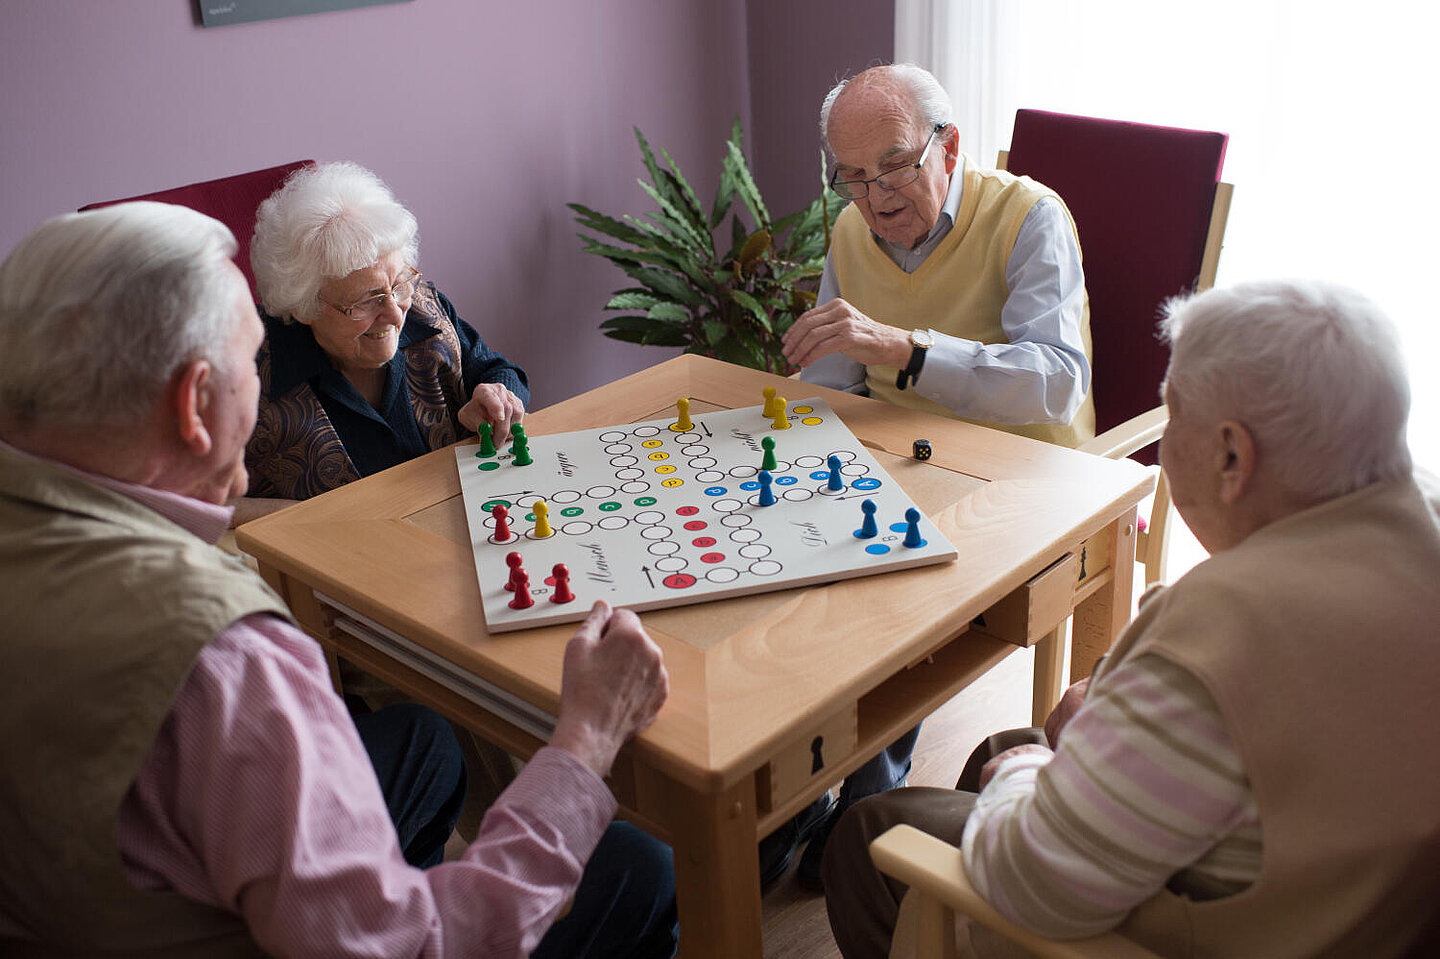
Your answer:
[757,644,1036,959]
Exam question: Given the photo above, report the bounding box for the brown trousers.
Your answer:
[821,727,1048,959]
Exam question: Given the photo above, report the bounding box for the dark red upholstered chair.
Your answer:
[79,160,315,300]
[999,110,1231,588]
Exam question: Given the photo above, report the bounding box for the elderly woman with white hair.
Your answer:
[237,161,528,523]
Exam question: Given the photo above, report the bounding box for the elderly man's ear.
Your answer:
[172,360,215,457]
[1216,420,1257,505]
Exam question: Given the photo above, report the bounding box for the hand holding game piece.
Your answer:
[827,454,844,492]
[854,498,879,538]
[491,503,514,542]
[673,397,693,432]
[550,563,575,604]
[902,507,926,548]
[457,382,526,444]
[770,396,790,430]
[761,435,777,472]
[532,500,553,538]
[757,469,776,507]
[549,601,669,778]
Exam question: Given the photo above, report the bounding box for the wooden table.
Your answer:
[237,355,1153,958]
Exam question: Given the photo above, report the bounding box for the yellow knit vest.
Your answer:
[831,156,1095,448]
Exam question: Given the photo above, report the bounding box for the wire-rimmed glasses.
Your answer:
[829,125,944,200]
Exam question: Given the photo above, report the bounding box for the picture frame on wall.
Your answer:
[198,0,413,28]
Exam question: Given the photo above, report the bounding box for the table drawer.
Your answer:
[975,550,1081,647]
[755,705,857,811]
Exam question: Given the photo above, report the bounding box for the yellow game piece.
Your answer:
[770,396,790,430]
[532,500,553,538]
[673,397,693,432]
[762,385,777,418]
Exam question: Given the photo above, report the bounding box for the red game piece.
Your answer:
[550,563,575,604]
[504,551,523,591]
[491,503,513,541]
[508,570,534,609]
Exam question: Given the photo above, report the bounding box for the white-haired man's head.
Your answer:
[819,63,953,153]
[250,161,419,324]
[0,201,244,431]
[1159,280,1412,548]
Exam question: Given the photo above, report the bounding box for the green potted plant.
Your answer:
[569,119,843,375]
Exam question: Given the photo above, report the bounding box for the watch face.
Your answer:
[911,329,934,349]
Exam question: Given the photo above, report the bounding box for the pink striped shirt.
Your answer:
[69,465,615,958]
[962,653,1262,938]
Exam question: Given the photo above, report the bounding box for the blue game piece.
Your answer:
[902,507,926,548]
[827,454,844,492]
[757,469,776,507]
[854,498,878,539]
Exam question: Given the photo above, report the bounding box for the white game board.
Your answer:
[455,398,957,633]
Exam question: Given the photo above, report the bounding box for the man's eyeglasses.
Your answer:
[829,124,944,200]
[321,268,422,322]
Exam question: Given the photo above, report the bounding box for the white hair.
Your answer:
[820,63,954,152]
[250,161,419,323]
[0,201,240,430]
[1161,279,1412,500]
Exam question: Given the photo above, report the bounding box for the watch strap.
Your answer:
[895,344,928,391]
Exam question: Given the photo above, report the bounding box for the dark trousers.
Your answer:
[532,821,679,959]
[356,701,678,958]
[822,727,1048,959]
[353,701,468,868]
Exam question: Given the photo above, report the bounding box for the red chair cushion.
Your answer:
[80,160,314,299]
[1004,111,1226,451]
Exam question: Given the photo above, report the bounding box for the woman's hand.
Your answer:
[458,383,526,442]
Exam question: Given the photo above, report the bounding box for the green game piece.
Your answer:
[761,435,777,471]
[476,422,496,457]
[511,437,532,467]
[510,423,527,441]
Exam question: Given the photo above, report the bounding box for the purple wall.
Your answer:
[0,0,889,407]
[746,0,893,219]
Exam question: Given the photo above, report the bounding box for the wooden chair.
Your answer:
[998,110,1231,590]
[78,159,314,300]
[870,823,1161,959]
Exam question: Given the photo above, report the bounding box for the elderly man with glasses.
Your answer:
[768,63,1094,894]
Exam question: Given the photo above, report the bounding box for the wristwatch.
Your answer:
[895,328,934,391]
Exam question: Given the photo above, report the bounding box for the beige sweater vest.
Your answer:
[831,156,1095,448]
[0,445,293,957]
[1093,476,1440,957]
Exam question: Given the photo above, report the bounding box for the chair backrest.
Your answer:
[1000,110,1228,451]
[79,160,315,300]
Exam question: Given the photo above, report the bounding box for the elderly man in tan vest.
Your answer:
[765,62,1095,894]
[0,203,677,958]
[821,279,1440,958]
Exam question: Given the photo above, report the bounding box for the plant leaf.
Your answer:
[605,291,663,311]
[647,302,691,322]
[730,289,773,333]
[725,139,771,229]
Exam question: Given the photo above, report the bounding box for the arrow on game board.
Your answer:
[700,421,712,437]
[483,489,536,502]
[641,566,654,587]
